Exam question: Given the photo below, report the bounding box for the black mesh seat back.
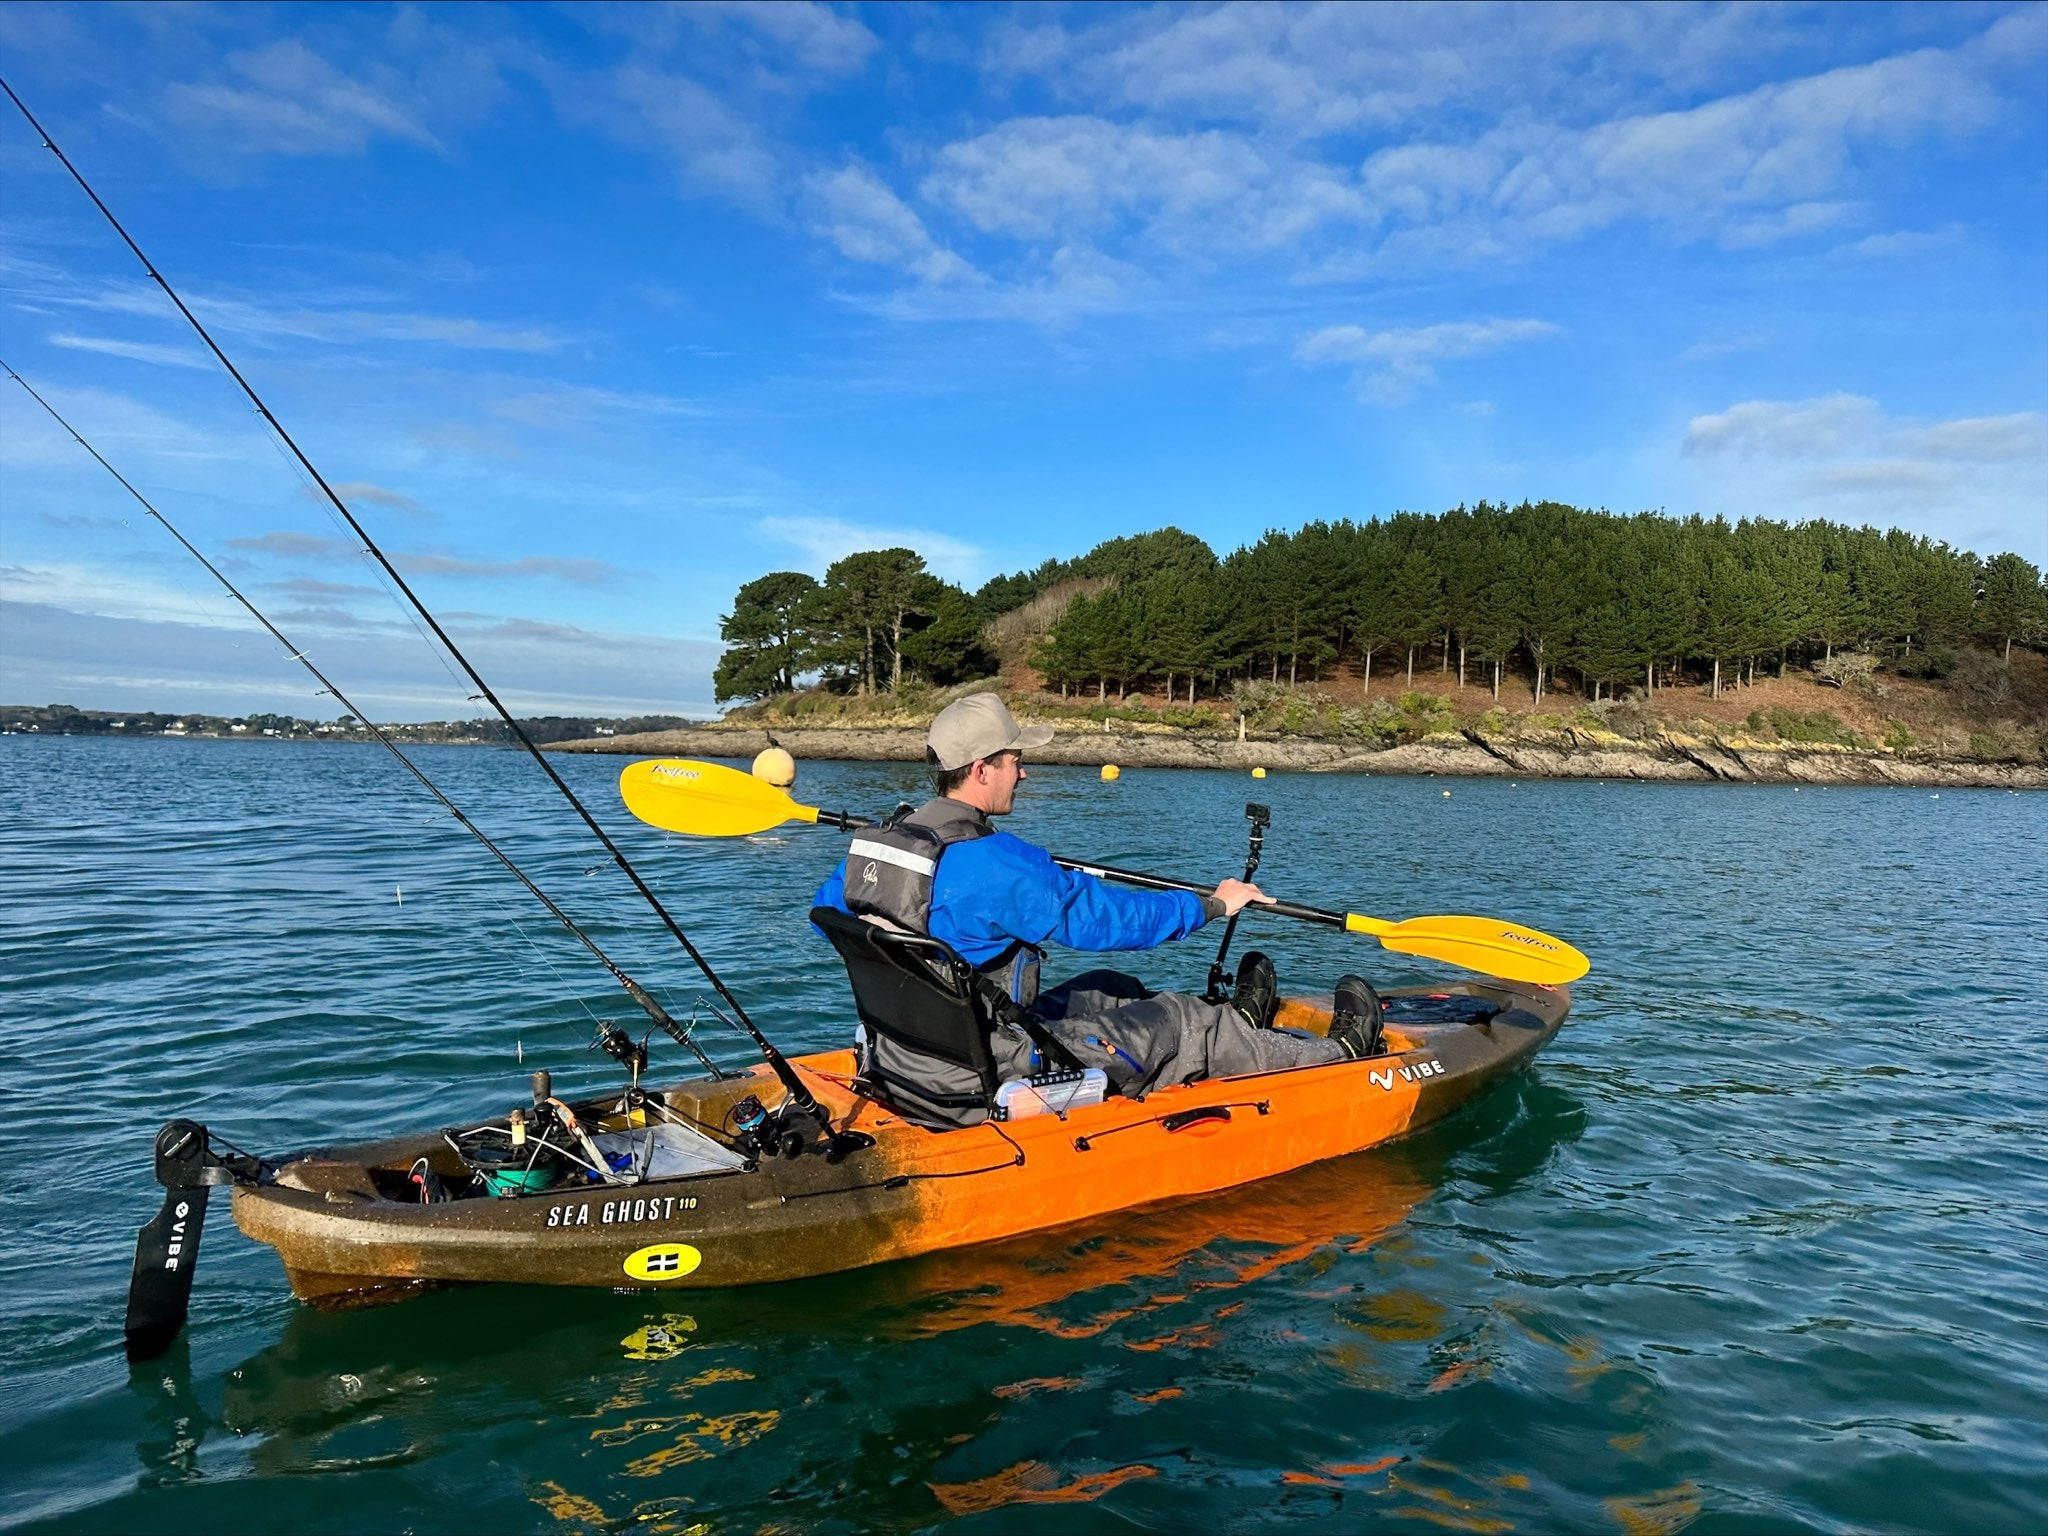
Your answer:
[810,906,999,1090]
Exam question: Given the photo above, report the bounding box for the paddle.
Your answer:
[619,758,1590,986]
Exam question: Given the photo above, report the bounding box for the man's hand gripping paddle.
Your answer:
[619,758,1590,987]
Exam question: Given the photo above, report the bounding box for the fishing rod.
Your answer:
[3,359,727,1080]
[1,79,825,1122]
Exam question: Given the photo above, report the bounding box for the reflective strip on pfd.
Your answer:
[847,839,937,877]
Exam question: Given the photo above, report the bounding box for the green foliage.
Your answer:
[1890,644,1957,681]
[716,503,2039,712]
[1763,709,1859,746]
[1883,718,1916,752]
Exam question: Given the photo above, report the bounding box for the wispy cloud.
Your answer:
[163,39,444,157]
[396,551,617,585]
[489,386,712,428]
[1681,397,2048,559]
[325,481,430,519]
[756,515,985,586]
[47,333,211,370]
[1296,318,1561,405]
[807,164,979,285]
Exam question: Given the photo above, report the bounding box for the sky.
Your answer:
[1,1,2044,720]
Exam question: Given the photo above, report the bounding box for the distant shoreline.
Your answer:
[549,724,2047,790]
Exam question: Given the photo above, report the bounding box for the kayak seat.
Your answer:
[810,905,1004,1128]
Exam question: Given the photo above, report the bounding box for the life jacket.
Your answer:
[841,798,1042,1008]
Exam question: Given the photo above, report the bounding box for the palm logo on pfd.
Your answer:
[861,862,879,885]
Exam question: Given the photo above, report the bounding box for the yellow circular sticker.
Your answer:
[623,1242,703,1282]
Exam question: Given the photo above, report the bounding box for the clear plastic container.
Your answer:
[994,1068,1109,1120]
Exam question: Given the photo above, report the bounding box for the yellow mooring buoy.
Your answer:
[751,747,796,788]
[1101,764,1121,781]
[1251,766,1267,779]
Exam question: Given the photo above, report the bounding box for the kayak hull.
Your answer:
[232,980,1567,1304]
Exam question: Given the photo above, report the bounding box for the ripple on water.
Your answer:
[2,741,2046,1533]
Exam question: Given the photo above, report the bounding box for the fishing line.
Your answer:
[2,358,723,1081]
[2,79,819,1116]
[250,425,477,713]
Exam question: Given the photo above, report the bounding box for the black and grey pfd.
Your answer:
[841,798,1042,1007]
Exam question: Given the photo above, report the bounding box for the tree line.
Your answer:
[714,503,2048,706]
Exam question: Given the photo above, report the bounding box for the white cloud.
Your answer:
[755,516,985,587]
[30,271,563,354]
[1296,318,1561,405]
[807,164,978,285]
[46,333,212,370]
[1682,394,1882,458]
[607,64,784,211]
[163,39,443,157]
[1356,41,1993,259]
[0,594,720,719]
[922,116,1360,256]
[489,386,713,428]
[1680,397,2048,561]
[0,383,246,468]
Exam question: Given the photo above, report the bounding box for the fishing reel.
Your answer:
[726,1093,873,1166]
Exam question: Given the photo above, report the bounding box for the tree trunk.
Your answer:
[1289,654,1298,686]
[2006,636,2014,664]
[1711,656,1721,699]
[1442,631,1451,673]
[1405,646,1414,687]
[1458,643,1467,689]
[1238,713,1246,742]
[1165,671,1175,701]
[1098,677,1107,701]
[1492,658,1501,701]
[1270,655,1279,683]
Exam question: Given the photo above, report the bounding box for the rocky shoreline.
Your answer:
[553,724,2045,788]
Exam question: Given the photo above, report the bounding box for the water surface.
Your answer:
[2,736,2043,1532]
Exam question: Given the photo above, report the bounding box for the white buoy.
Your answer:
[1441,789,1451,797]
[395,884,403,905]
[752,746,796,787]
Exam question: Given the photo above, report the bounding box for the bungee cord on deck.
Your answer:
[1,76,819,1115]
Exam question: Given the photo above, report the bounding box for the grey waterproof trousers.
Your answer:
[1024,968,1346,1093]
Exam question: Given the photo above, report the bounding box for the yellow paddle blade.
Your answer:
[1344,912,1589,986]
[620,758,817,838]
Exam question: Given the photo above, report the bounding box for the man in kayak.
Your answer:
[814,693,1384,1123]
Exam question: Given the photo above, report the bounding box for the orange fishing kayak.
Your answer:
[219,980,1566,1306]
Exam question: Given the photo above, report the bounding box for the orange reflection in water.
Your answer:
[887,1144,1434,1343]
[930,1459,1159,1516]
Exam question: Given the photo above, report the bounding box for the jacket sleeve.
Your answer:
[810,859,851,933]
[941,832,1209,954]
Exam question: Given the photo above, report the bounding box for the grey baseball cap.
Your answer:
[927,693,1054,771]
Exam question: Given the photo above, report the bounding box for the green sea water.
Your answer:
[1,735,2043,1533]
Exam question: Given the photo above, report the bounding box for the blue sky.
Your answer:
[2,1,2043,719]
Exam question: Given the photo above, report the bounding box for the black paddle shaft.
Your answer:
[1055,857,1347,928]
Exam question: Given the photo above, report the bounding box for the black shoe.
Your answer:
[1233,950,1278,1030]
[1330,974,1384,1059]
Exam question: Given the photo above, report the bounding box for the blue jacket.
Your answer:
[814,824,1210,970]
